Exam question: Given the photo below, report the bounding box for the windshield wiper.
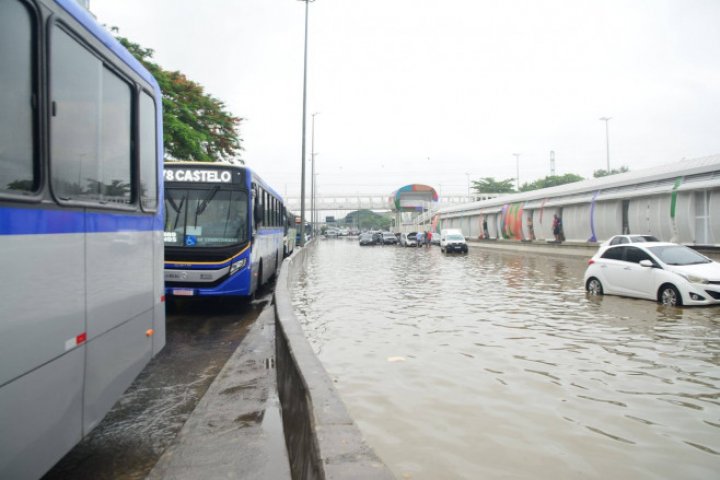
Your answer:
[167,194,186,231]
[196,185,220,216]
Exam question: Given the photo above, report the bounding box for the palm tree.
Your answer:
[471,177,515,194]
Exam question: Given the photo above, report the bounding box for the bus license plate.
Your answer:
[173,289,195,296]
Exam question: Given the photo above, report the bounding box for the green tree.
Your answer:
[471,177,516,194]
[519,173,584,192]
[344,210,392,230]
[115,32,243,163]
[593,166,629,178]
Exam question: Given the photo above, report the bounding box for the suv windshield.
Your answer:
[164,187,248,247]
[648,245,711,266]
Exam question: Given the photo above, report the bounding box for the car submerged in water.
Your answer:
[382,232,398,245]
[603,234,659,246]
[359,232,377,245]
[400,232,418,247]
[584,242,720,307]
[596,234,660,255]
[440,230,468,253]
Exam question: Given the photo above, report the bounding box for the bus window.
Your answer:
[0,0,36,193]
[139,91,157,211]
[51,27,132,205]
[263,191,269,226]
[255,187,259,227]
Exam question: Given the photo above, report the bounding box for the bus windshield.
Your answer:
[164,187,248,247]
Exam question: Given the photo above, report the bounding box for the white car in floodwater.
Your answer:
[440,229,468,254]
[400,232,417,247]
[584,242,720,307]
[595,234,659,256]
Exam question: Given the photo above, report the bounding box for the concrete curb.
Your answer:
[275,243,395,480]
[147,305,291,479]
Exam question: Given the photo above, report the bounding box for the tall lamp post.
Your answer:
[599,117,611,173]
[512,153,520,191]
[298,0,315,246]
[310,112,319,237]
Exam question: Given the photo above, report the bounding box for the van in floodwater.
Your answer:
[440,229,468,253]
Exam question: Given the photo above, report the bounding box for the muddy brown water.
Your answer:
[291,239,720,480]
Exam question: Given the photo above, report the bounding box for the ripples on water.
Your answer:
[291,239,720,480]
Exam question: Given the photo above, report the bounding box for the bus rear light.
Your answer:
[66,332,87,351]
[161,295,166,303]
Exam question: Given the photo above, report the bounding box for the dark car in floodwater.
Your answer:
[359,232,376,245]
[382,232,398,245]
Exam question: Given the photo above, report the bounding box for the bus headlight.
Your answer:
[230,258,247,275]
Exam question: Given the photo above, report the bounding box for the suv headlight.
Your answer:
[229,258,247,275]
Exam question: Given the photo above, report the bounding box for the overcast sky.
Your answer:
[91,0,720,197]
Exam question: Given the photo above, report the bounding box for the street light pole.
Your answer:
[599,117,611,173]
[311,112,319,237]
[512,153,520,191]
[314,172,319,234]
[298,0,315,247]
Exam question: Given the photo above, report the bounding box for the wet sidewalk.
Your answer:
[468,238,598,258]
[148,305,291,480]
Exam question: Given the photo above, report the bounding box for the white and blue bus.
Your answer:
[0,0,165,478]
[284,209,298,258]
[164,162,285,298]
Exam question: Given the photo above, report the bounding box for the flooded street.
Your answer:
[291,239,720,480]
[44,295,270,480]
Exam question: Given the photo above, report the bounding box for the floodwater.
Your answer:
[291,239,720,480]
[44,294,271,480]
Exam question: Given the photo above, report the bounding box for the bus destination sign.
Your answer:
[164,168,233,183]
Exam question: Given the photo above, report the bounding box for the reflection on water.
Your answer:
[292,239,720,480]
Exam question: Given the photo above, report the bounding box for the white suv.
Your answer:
[440,229,468,253]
